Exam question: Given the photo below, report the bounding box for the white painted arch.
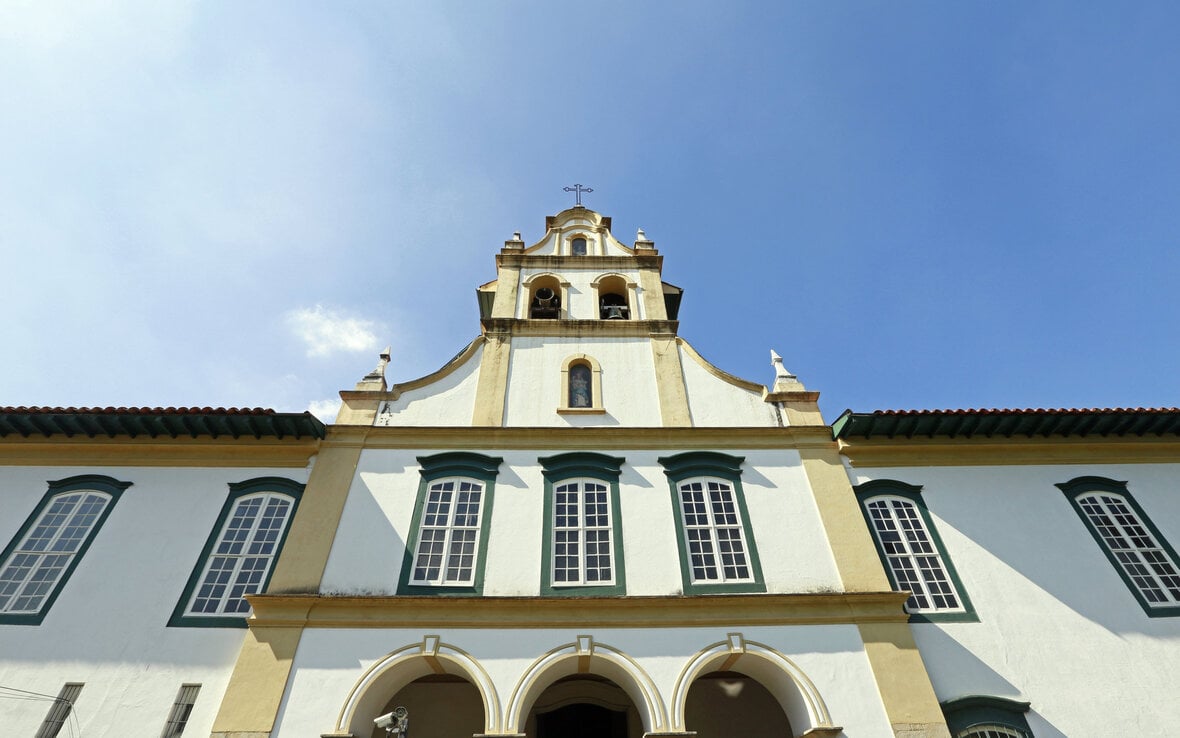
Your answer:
[671,634,838,737]
[334,636,502,736]
[504,636,669,734]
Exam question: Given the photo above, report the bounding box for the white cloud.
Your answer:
[286,305,380,358]
[308,398,341,424]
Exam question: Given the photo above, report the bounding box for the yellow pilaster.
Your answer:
[650,335,691,427]
[210,624,305,738]
[858,623,951,738]
[637,267,668,321]
[491,262,521,319]
[472,332,512,426]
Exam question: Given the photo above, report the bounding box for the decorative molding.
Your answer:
[0,437,319,467]
[325,425,837,450]
[245,592,910,629]
[838,436,1180,467]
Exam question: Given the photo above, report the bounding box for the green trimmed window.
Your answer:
[855,480,976,622]
[170,477,303,627]
[659,452,765,594]
[398,452,502,595]
[0,475,130,625]
[942,695,1033,738]
[540,453,626,595]
[1058,476,1180,617]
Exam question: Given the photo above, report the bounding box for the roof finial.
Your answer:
[770,350,805,392]
[562,183,593,207]
[356,346,392,391]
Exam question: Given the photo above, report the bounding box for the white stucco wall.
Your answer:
[272,624,895,737]
[503,336,664,427]
[679,345,779,427]
[319,448,842,597]
[374,343,483,427]
[849,462,1180,738]
[0,463,310,738]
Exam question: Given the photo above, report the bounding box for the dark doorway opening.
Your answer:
[535,703,628,738]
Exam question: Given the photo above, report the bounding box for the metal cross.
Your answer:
[563,184,594,206]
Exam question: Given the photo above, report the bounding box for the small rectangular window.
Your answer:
[36,682,82,738]
[160,684,200,738]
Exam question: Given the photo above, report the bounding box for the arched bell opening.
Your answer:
[684,670,792,738]
[527,275,564,319]
[594,275,632,320]
[367,674,484,738]
[527,675,643,738]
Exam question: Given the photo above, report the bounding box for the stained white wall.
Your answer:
[849,462,1180,738]
[0,463,309,738]
[503,336,663,427]
[679,344,779,427]
[272,624,895,737]
[374,343,483,427]
[319,448,842,597]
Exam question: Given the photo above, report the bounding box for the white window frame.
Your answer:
[409,477,486,587]
[551,478,615,586]
[160,684,200,738]
[675,477,755,585]
[36,682,83,738]
[184,491,296,617]
[863,495,967,615]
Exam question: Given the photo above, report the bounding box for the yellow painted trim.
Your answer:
[650,335,692,427]
[491,263,521,320]
[857,622,951,738]
[388,337,485,396]
[0,437,317,467]
[265,435,364,593]
[210,624,303,735]
[799,447,894,592]
[678,339,767,394]
[838,436,1180,467]
[472,333,511,427]
[246,592,909,629]
[637,262,668,321]
[764,390,825,426]
[335,424,836,450]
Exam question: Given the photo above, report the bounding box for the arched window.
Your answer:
[0,475,129,623]
[854,480,975,622]
[593,274,633,320]
[1058,476,1180,616]
[539,453,626,595]
[571,236,588,256]
[526,274,565,319]
[942,696,1033,738]
[558,355,605,414]
[171,477,304,626]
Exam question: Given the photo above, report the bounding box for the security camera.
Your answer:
[374,706,409,736]
[374,712,394,729]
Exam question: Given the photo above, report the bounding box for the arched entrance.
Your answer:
[368,674,484,738]
[528,675,641,738]
[684,670,792,738]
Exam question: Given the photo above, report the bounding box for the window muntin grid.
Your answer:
[1077,492,1180,606]
[958,726,1027,738]
[35,682,82,738]
[552,479,614,586]
[186,492,294,616]
[160,684,200,738]
[411,478,485,586]
[864,496,964,613]
[0,491,111,614]
[676,478,753,584]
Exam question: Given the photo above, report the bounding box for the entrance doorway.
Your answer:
[536,703,628,738]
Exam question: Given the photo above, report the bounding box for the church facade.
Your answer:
[1,206,1177,738]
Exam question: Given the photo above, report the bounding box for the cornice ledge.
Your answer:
[355,425,836,450]
[838,436,1180,467]
[246,591,909,628]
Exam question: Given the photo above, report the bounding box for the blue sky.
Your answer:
[3,2,1178,421]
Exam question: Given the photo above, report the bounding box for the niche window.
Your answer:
[571,236,588,255]
[398,452,502,595]
[855,480,976,622]
[1058,476,1180,617]
[0,475,130,625]
[170,477,304,627]
[659,452,765,594]
[539,453,627,595]
[558,354,605,414]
